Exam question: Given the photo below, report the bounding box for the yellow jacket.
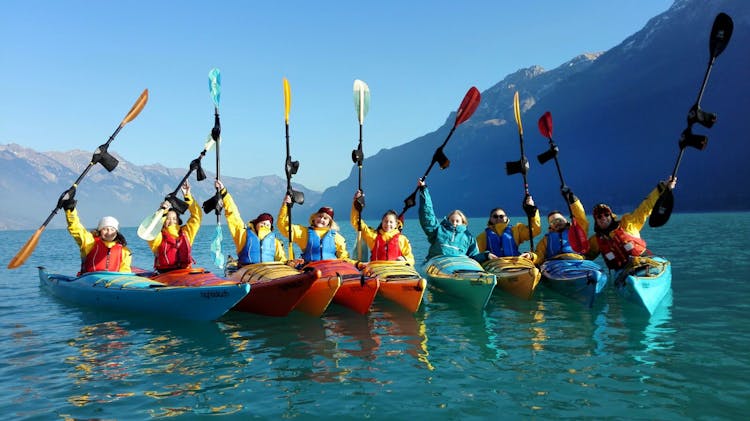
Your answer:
[350,202,415,266]
[278,201,349,260]
[476,209,541,253]
[65,209,132,272]
[147,193,202,253]
[534,198,588,265]
[223,192,286,261]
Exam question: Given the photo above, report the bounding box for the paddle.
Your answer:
[202,68,225,269]
[7,89,149,269]
[352,79,371,262]
[398,86,481,219]
[283,77,305,260]
[506,91,534,251]
[537,111,588,254]
[137,137,216,241]
[649,12,733,227]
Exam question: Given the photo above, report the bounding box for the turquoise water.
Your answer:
[1,213,748,419]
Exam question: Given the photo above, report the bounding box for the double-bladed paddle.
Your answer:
[8,89,149,269]
[283,78,304,260]
[506,91,534,251]
[202,68,225,269]
[352,79,371,262]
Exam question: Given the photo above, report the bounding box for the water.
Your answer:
[1,213,749,419]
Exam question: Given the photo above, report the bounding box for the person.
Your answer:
[278,195,349,263]
[61,197,132,273]
[533,186,589,265]
[587,177,677,270]
[216,179,286,265]
[417,179,488,262]
[476,195,541,261]
[147,181,201,272]
[350,190,416,265]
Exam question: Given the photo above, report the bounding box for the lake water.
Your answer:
[1,213,748,420]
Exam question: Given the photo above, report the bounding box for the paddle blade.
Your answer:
[537,147,558,165]
[210,224,226,269]
[537,111,553,139]
[353,79,371,124]
[283,78,291,124]
[208,68,221,108]
[649,189,674,227]
[137,210,165,241]
[569,219,590,255]
[710,13,733,59]
[513,91,523,135]
[121,89,149,125]
[433,147,450,170]
[454,86,481,126]
[8,227,44,269]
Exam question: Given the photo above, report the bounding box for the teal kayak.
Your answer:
[540,254,608,307]
[613,256,672,314]
[39,267,250,321]
[423,255,497,309]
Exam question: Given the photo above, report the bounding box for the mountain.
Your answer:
[314,0,750,221]
[0,143,321,230]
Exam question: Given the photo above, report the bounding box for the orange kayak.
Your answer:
[363,261,426,312]
[294,272,342,317]
[142,267,238,287]
[228,262,320,317]
[481,257,541,300]
[304,260,379,315]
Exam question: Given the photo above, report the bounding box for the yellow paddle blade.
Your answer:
[121,89,149,125]
[513,91,523,135]
[283,78,291,124]
[8,227,44,269]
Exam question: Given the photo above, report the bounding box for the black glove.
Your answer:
[560,185,578,205]
[522,202,537,218]
[61,198,77,211]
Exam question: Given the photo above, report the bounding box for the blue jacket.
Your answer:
[238,229,278,265]
[418,187,487,262]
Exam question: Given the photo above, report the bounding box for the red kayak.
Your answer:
[303,260,379,315]
[227,262,320,317]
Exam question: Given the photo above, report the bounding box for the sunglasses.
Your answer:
[492,214,507,220]
[595,213,611,220]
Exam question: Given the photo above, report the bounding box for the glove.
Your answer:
[561,186,578,205]
[61,198,77,211]
[522,202,537,218]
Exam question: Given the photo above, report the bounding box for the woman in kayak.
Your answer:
[417,179,488,263]
[278,195,349,263]
[61,197,132,273]
[216,179,286,265]
[350,190,416,265]
[147,181,202,272]
[588,177,677,270]
[533,186,590,265]
[476,195,540,261]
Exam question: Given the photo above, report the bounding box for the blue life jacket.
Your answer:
[302,227,338,262]
[545,229,575,258]
[485,226,519,257]
[238,229,277,265]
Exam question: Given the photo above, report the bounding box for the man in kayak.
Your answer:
[588,177,677,270]
[278,195,349,263]
[477,196,540,261]
[350,190,416,265]
[534,186,590,265]
[147,181,201,272]
[61,196,132,273]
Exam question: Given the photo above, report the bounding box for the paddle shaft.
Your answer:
[285,122,295,260]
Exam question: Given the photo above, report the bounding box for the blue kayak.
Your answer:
[423,255,497,309]
[39,267,250,321]
[540,254,608,307]
[613,256,672,314]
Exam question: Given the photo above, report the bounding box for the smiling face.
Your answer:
[595,212,612,229]
[99,226,118,242]
[548,213,567,231]
[447,211,464,227]
[380,214,399,232]
[313,213,332,228]
[165,210,179,228]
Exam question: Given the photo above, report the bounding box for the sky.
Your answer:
[1,0,673,191]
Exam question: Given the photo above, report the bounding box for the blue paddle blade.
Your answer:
[210,224,225,269]
[208,68,221,108]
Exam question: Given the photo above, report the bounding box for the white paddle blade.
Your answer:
[353,79,371,124]
[204,136,216,152]
[137,210,164,241]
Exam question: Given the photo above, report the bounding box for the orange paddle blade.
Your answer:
[7,227,44,269]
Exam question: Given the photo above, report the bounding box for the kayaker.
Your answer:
[278,195,349,263]
[476,195,541,261]
[417,179,488,263]
[147,181,201,272]
[350,190,416,265]
[534,187,590,265]
[216,179,286,265]
[587,177,677,270]
[61,196,132,273]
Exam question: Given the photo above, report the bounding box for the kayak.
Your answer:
[481,256,541,300]
[38,267,249,321]
[423,255,497,309]
[303,260,380,315]
[613,256,672,314]
[294,265,342,317]
[363,260,427,312]
[540,253,608,307]
[227,262,320,317]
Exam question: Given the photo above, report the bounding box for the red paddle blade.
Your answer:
[569,219,589,255]
[454,86,481,126]
[537,111,553,139]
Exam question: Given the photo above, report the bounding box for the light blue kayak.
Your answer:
[613,256,672,314]
[39,267,250,321]
[540,254,608,307]
[423,255,497,309]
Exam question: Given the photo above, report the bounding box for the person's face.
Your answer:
[490,211,508,224]
[448,213,463,227]
[595,212,612,228]
[255,220,271,230]
[313,213,332,228]
[99,226,117,241]
[381,215,398,232]
[165,211,179,227]
[548,213,567,231]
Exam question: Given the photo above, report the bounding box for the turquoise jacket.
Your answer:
[418,186,488,263]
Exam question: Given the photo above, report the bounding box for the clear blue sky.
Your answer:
[2,0,672,191]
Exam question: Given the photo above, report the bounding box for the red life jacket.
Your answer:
[154,228,193,271]
[568,219,590,255]
[595,226,647,269]
[81,237,123,273]
[371,232,403,261]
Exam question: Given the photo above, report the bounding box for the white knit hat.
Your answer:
[97,216,119,231]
